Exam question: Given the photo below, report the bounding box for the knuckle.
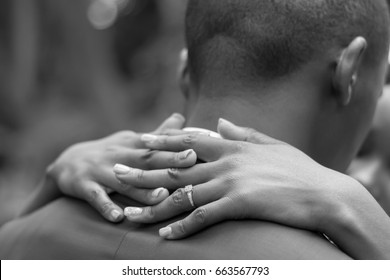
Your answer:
[222,173,239,187]
[171,189,185,207]
[193,208,207,224]
[176,220,187,235]
[183,134,197,146]
[244,128,258,142]
[86,188,101,203]
[167,168,180,182]
[145,206,155,219]
[132,168,144,182]
[137,170,144,181]
[169,152,181,165]
[219,156,241,172]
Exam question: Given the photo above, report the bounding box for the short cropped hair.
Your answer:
[185,0,390,86]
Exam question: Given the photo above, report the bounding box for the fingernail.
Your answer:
[152,187,165,198]
[124,207,143,216]
[141,134,157,143]
[171,113,184,121]
[110,210,121,221]
[219,118,235,129]
[113,164,130,175]
[159,226,172,238]
[218,118,230,125]
[179,149,194,160]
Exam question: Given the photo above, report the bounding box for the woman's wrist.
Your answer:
[317,174,390,259]
[305,168,347,234]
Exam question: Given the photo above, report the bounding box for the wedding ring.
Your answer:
[184,185,195,207]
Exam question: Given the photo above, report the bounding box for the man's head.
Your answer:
[182,0,390,171]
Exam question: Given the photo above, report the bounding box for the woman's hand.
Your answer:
[20,113,197,222]
[115,118,390,259]
[116,119,343,233]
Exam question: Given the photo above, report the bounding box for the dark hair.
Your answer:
[185,0,390,86]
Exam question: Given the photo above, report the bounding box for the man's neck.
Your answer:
[185,87,320,160]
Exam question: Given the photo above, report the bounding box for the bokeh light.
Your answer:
[87,0,131,30]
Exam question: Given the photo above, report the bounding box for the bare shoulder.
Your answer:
[0,196,351,260]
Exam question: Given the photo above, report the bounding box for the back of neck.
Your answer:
[185,87,319,157]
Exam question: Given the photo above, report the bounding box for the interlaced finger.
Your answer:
[94,166,169,205]
[123,181,220,224]
[140,133,228,162]
[114,162,216,190]
[121,148,197,170]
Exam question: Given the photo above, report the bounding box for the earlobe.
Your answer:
[345,73,358,105]
[333,37,367,106]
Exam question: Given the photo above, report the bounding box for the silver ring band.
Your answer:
[184,185,195,207]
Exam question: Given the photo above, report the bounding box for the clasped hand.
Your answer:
[115,118,352,240]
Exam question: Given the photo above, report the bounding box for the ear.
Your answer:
[333,37,367,106]
[178,48,191,99]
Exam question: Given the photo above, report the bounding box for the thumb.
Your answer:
[217,118,276,144]
[153,113,185,133]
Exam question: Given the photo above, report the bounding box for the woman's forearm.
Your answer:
[318,176,390,259]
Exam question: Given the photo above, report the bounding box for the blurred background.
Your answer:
[0,0,188,224]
